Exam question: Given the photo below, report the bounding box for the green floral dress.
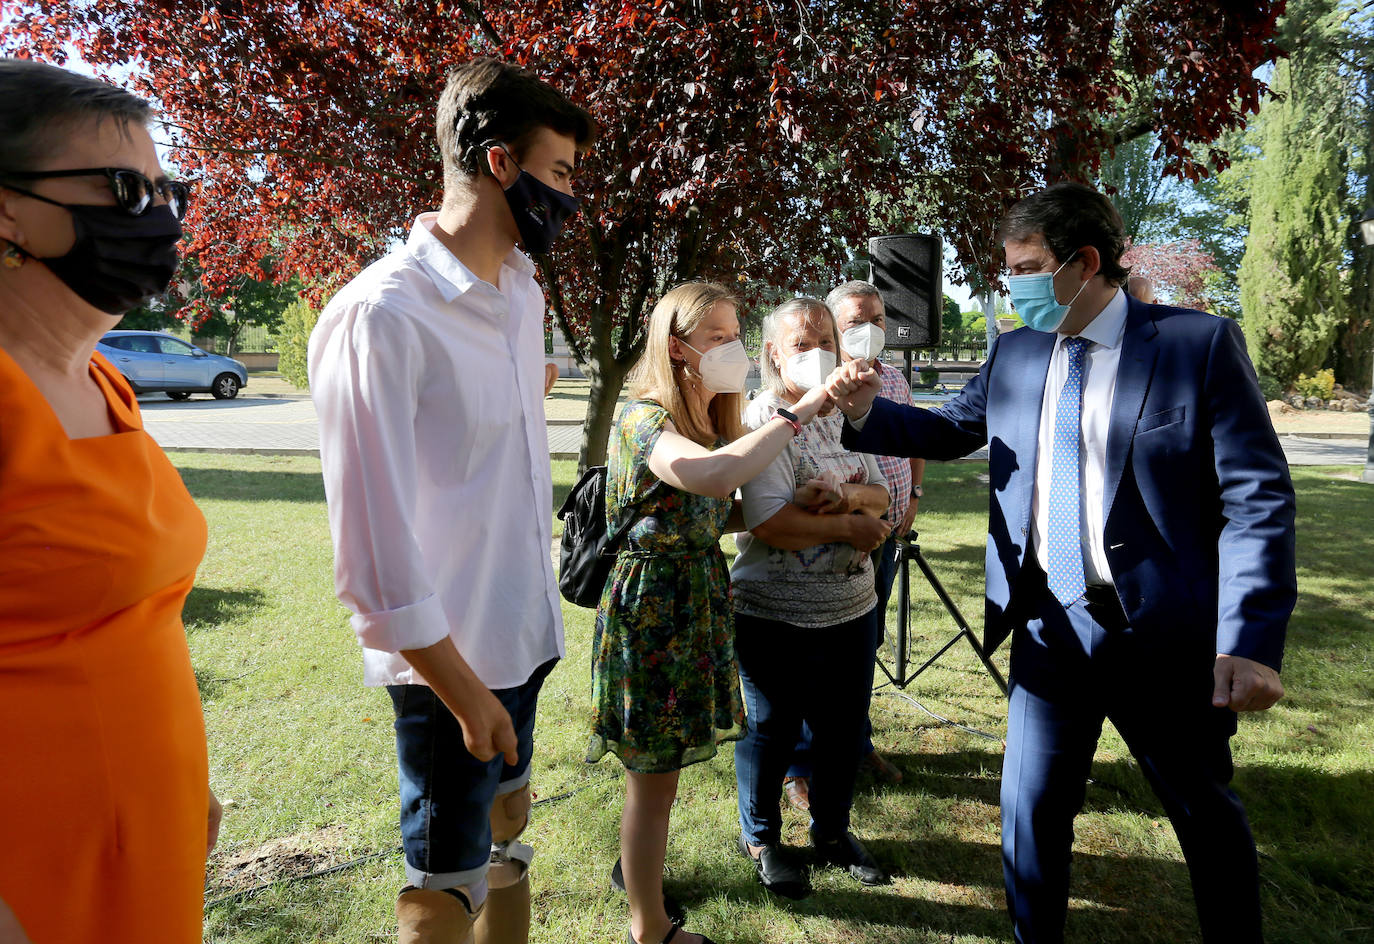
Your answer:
[587,400,745,773]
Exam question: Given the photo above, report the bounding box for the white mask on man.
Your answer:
[841,323,885,361]
[783,348,837,391]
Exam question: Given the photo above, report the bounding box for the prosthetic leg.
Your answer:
[474,783,534,944]
[396,883,483,944]
[394,784,534,944]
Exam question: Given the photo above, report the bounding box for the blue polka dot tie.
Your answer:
[1047,336,1089,606]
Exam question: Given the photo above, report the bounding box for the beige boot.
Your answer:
[396,886,477,944]
[472,876,530,944]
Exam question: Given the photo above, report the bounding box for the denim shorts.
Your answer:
[386,658,557,890]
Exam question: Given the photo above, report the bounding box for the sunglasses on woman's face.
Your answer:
[1,167,191,219]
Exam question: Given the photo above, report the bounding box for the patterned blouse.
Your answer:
[729,391,888,628]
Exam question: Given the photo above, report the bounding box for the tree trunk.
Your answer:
[578,358,630,473]
[981,290,997,354]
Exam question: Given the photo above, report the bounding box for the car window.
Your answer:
[101,336,131,352]
[126,336,160,353]
[157,337,197,356]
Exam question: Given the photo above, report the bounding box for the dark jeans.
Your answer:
[785,539,897,778]
[387,658,557,890]
[735,608,879,845]
[1002,574,1258,944]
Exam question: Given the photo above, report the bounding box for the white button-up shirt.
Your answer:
[1031,287,1128,587]
[309,213,564,689]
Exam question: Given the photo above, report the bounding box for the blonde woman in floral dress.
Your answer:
[588,282,828,944]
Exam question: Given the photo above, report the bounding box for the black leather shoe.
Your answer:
[811,830,889,886]
[610,857,686,923]
[736,834,811,900]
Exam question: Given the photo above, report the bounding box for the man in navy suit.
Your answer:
[827,182,1296,943]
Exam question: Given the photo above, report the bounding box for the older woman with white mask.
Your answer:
[780,281,925,814]
[730,297,892,900]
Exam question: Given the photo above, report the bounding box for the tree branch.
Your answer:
[453,0,505,49]
[539,256,588,366]
[1111,119,1154,147]
[615,230,657,365]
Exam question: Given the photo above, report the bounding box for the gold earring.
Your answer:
[1,242,23,269]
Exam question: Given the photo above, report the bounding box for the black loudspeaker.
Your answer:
[868,234,942,349]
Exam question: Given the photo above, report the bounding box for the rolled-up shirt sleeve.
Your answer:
[309,301,451,654]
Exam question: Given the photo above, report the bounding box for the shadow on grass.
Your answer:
[177,467,325,503]
[186,586,267,700]
[879,747,1004,807]
[184,586,268,634]
[669,856,1011,941]
[1242,763,1374,917]
[668,836,1204,942]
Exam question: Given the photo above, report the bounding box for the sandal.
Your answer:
[611,856,686,923]
[783,776,810,812]
[626,921,716,944]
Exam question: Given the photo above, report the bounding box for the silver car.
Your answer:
[97,330,248,400]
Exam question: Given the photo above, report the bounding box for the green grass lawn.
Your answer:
[178,453,1373,944]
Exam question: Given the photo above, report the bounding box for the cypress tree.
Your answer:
[1239,56,1348,387]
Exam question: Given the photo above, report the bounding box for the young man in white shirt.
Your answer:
[308,58,595,944]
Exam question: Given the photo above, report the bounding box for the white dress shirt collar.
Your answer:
[1066,287,1128,350]
[406,212,536,305]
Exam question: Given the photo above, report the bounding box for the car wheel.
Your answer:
[211,373,241,399]
[168,391,192,401]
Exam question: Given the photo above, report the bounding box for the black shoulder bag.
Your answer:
[555,465,661,608]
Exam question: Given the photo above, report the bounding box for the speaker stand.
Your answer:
[878,530,1008,696]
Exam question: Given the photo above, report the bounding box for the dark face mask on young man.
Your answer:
[493,145,580,255]
[3,187,183,315]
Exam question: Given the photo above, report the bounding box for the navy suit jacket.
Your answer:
[843,296,1297,670]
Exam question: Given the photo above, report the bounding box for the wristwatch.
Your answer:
[911,484,923,499]
[772,407,802,436]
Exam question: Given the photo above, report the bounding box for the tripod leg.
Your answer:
[910,545,1009,696]
[895,542,911,684]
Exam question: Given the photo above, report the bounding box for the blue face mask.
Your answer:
[1007,251,1087,333]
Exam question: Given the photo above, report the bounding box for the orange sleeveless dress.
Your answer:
[0,347,209,943]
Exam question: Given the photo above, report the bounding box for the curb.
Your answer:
[1277,432,1367,441]
[160,446,321,457]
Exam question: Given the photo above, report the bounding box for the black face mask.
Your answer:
[7,189,183,315]
[499,156,580,255]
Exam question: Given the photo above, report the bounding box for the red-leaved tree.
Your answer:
[1,0,1282,467]
[1122,239,1221,310]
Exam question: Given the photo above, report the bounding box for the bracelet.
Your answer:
[911,484,923,499]
[772,407,802,436]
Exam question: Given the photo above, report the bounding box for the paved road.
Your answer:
[138,392,1370,467]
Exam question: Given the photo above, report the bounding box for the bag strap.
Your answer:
[603,477,663,556]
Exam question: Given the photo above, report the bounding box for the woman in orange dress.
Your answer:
[0,59,219,943]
